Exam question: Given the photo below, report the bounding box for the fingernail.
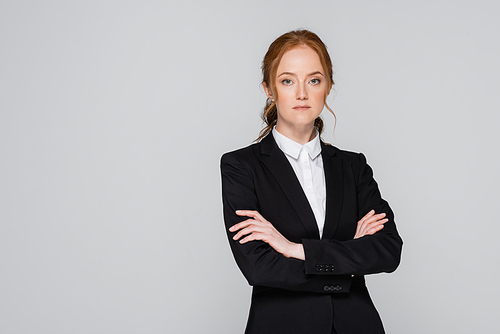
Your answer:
[235,210,242,214]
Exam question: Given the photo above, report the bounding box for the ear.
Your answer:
[262,82,273,100]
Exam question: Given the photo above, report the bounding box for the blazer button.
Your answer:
[315,264,323,271]
[324,285,342,292]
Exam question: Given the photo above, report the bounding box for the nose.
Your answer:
[296,83,308,100]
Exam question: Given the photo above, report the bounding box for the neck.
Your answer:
[275,122,317,145]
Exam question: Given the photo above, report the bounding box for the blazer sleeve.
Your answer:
[302,153,403,276]
[221,152,352,294]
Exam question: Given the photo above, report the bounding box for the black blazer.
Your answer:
[221,133,403,334]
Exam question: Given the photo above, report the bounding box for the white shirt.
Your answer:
[272,127,327,237]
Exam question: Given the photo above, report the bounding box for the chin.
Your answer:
[292,120,317,127]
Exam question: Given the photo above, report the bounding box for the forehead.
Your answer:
[277,46,323,74]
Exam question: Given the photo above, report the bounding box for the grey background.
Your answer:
[1,0,499,333]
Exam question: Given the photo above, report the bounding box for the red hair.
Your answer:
[257,29,335,141]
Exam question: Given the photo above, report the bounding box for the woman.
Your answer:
[221,30,403,334]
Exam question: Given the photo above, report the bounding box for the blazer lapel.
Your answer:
[259,134,320,239]
[321,142,344,240]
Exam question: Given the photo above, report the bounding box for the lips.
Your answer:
[293,105,311,111]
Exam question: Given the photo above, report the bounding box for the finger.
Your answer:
[364,217,388,227]
[363,213,386,225]
[229,221,249,232]
[229,218,260,232]
[233,225,264,240]
[239,232,265,244]
[235,210,259,217]
[368,212,386,221]
[359,210,375,223]
[236,210,265,221]
[365,224,385,235]
[378,218,389,225]
[358,215,379,230]
[359,218,388,234]
[233,227,251,240]
[355,223,385,239]
[357,217,388,236]
[356,215,370,234]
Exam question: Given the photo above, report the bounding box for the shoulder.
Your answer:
[220,142,261,169]
[321,142,367,166]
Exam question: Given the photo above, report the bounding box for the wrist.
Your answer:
[287,242,305,261]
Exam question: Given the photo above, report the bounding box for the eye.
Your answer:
[310,78,321,85]
[282,79,293,85]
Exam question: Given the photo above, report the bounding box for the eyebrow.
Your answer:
[277,71,325,78]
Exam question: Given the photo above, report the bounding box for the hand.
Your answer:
[229,210,305,260]
[354,210,388,239]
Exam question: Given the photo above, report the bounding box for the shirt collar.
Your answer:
[272,126,322,160]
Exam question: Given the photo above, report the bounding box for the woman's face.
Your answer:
[265,46,329,132]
